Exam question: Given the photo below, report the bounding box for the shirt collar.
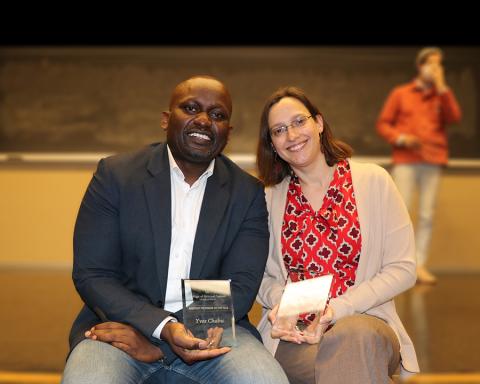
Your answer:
[167,144,215,183]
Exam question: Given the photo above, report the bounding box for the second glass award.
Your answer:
[273,274,333,339]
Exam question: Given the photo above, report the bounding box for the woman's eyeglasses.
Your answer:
[270,115,313,138]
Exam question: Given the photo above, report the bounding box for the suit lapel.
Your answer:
[189,158,230,278]
[144,145,172,302]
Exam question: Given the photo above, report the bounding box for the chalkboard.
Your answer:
[1,47,479,158]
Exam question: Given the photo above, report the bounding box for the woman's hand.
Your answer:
[268,304,334,345]
[269,304,302,344]
[298,306,334,344]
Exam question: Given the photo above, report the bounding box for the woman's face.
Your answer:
[268,97,324,170]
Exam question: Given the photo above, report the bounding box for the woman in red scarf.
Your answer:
[256,86,419,383]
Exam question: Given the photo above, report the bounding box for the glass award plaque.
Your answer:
[273,274,333,338]
[182,279,236,347]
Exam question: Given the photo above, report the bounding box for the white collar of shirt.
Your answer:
[167,145,215,185]
[163,144,215,314]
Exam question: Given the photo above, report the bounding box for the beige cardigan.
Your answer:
[256,160,420,375]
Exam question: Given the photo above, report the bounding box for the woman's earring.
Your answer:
[271,143,278,161]
[319,132,324,152]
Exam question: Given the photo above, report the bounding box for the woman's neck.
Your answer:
[291,155,334,189]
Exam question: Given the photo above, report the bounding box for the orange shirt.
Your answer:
[376,80,462,165]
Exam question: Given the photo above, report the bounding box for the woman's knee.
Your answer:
[330,314,397,349]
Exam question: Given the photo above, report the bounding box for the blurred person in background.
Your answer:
[377,47,462,284]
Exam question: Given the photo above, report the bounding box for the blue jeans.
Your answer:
[61,326,288,384]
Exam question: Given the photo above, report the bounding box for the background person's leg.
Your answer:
[391,164,416,210]
[416,164,441,283]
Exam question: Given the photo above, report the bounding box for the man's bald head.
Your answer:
[161,75,233,169]
[169,75,232,114]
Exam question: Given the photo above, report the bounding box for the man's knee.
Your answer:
[62,339,153,384]
[218,328,289,384]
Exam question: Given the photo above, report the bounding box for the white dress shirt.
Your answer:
[152,145,215,339]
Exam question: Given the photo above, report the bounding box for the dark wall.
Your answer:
[1,47,479,157]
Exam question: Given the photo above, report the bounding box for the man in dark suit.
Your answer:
[62,76,288,383]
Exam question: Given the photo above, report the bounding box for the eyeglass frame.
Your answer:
[269,115,313,138]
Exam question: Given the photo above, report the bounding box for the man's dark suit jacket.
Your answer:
[69,143,269,363]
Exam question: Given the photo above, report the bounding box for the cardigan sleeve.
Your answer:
[329,165,417,321]
[256,187,286,310]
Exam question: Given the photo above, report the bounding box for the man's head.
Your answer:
[416,47,443,83]
[161,75,233,165]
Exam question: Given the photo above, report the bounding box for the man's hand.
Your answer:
[160,322,230,365]
[205,327,224,349]
[431,64,448,93]
[85,322,164,363]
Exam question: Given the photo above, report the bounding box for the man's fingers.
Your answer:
[178,346,231,365]
[89,331,116,343]
[84,330,98,340]
[171,332,207,350]
[167,324,231,363]
[111,341,130,353]
[93,322,126,330]
[89,329,128,344]
[166,322,230,360]
[163,322,202,350]
[202,327,223,349]
[175,336,205,350]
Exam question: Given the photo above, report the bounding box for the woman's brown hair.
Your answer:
[256,86,353,186]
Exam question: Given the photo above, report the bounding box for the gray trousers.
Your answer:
[275,314,401,384]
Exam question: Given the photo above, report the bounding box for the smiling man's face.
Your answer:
[162,77,233,166]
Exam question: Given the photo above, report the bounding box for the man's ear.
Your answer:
[160,111,170,131]
[226,125,233,143]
